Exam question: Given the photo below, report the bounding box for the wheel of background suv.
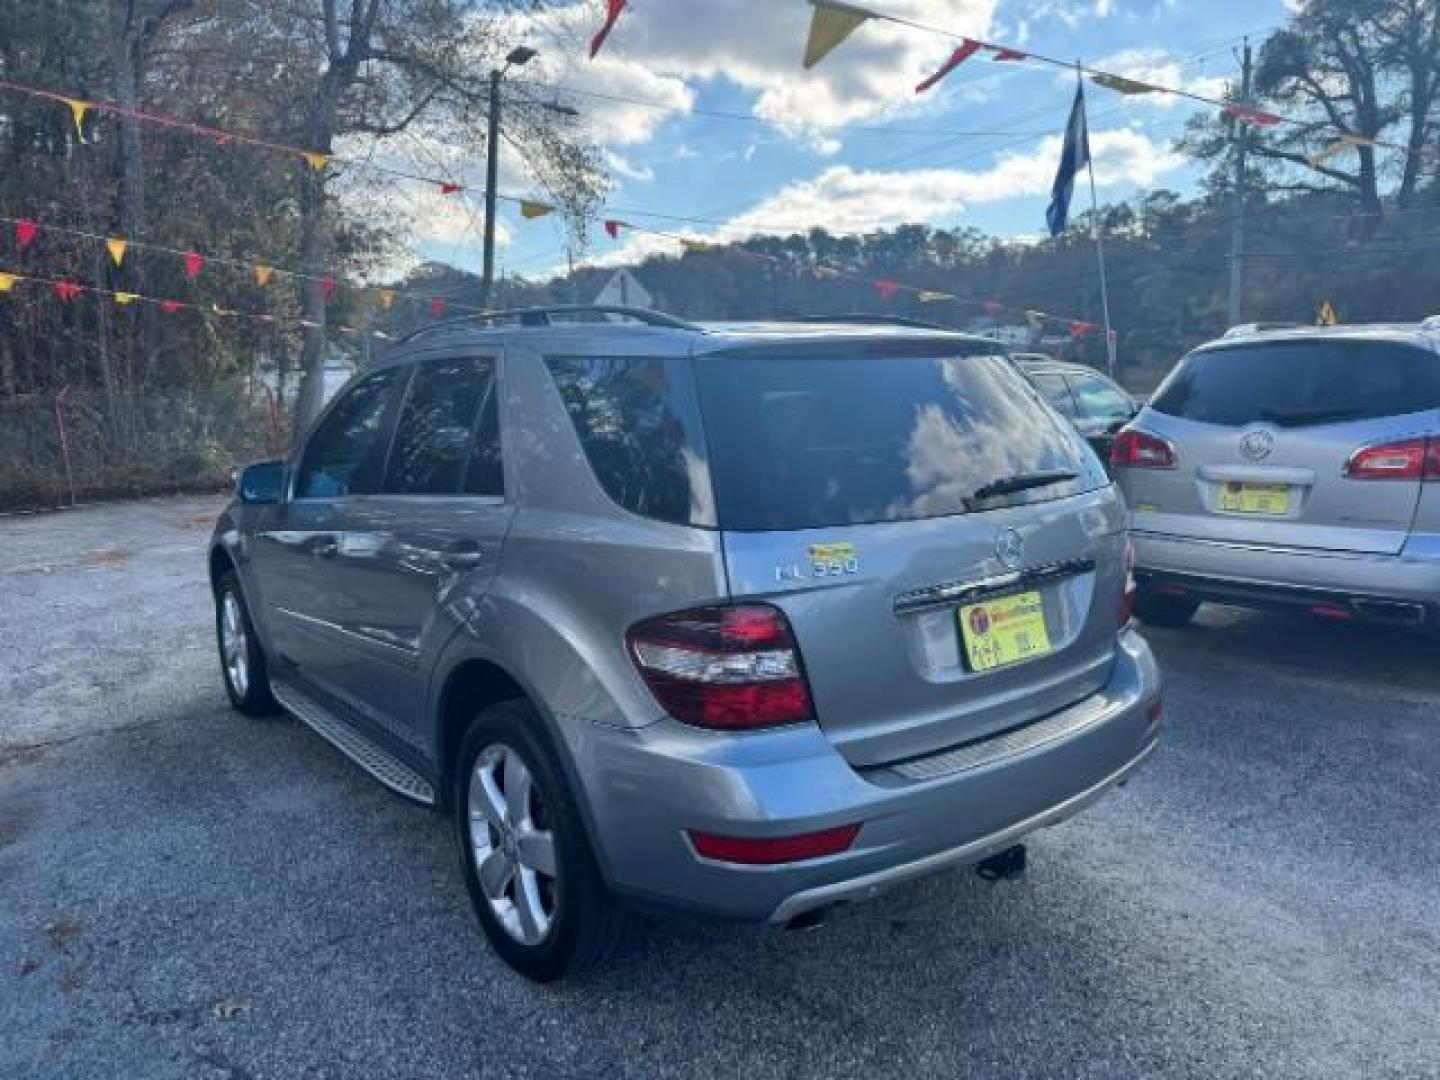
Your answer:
[1134,585,1201,628]
[455,699,624,982]
[214,570,278,716]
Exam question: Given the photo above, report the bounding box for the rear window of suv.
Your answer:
[549,350,1094,531]
[698,350,1093,531]
[1150,339,1440,427]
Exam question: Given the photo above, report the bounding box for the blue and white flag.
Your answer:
[1046,82,1091,237]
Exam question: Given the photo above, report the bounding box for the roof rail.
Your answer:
[1220,321,1304,338]
[790,313,954,331]
[390,304,697,347]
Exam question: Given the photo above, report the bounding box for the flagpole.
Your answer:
[1077,64,1116,377]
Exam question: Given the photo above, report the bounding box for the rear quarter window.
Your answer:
[1151,339,1440,427]
[545,356,715,526]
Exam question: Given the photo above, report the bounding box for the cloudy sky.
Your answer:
[397,0,1292,281]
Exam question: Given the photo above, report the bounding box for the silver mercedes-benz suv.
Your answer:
[209,306,1161,980]
[1114,320,1440,628]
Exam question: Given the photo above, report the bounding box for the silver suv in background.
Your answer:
[210,307,1161,980]
[1113,320,1440,628]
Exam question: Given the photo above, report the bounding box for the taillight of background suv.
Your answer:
[1343,437,1440,480]
[1110,429,1177,470]
[626,604,814,730]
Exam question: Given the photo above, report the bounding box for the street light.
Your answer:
[480,45,538,310]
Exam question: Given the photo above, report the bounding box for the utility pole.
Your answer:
[1228,38,1253,326]
[479,67,501,312]
[479,47,537,312]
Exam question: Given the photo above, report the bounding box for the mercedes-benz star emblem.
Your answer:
[995,527,1024,570]
[1240,429,1274,462]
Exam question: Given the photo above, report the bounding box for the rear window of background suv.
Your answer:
[1149,339,1440,428]
[547,350,1096,532]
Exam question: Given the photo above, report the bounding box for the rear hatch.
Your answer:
[694,344,1125,768]
[1126,336,1440,555]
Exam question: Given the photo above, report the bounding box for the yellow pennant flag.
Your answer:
[302,151,328,172]
[376,288,396,310]
[1306,134,1370,168]
[106,237,127,267]
[114,291,138,305]
[0,272,17,292]
[803,0,874,69]
[918,290,954,303]
[65,98,92,142]
[519,200,554,220]
[681,239,712,254]
[1091,72,1160,95]
[252,264,275,287]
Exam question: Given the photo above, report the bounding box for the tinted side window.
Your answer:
[1031,373,1078,417]
[295,368,407,498]
[465,379,504,497]
[1070,373,1133,424]
[1151,340,1440,427]
[545,356,713,526]
[385,357,493,495]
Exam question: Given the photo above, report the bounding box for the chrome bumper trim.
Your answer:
[769,738,1157,924]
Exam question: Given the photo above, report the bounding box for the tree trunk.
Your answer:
[108,1,160,386]
[290,73,343,442]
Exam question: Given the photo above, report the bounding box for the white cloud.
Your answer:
[502,0,1001,141]
[604,150,655,183]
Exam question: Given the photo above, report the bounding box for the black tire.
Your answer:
[1134,586,1201,628]
[214,570,278,716]
[454,699,624,982]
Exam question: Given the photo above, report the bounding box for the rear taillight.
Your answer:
[689,824,860,865]
[1344,436,1440,480]
[1118,537,1137,630]
[626,604,814,730]
[1110,428,1177,470]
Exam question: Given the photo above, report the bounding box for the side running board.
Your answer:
[272,680,436,806]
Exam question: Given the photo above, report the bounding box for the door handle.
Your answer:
[440,541,483,570]
[308,535,339,558]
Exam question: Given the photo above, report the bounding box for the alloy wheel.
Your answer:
[466,743,559,946]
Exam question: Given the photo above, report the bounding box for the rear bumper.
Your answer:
[1132,529,1440,623]
[567,629,1161,923]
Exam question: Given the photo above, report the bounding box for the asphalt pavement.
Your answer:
[1,496,1437,1079]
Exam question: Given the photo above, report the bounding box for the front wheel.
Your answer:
[455,700,624,982]
[214,570,277,715]
[1134,586,1201,628]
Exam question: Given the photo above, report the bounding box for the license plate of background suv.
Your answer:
[957,590,1053,672]
[1219,481,1291,515]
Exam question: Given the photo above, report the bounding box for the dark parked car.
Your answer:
[1014,356,1139,463]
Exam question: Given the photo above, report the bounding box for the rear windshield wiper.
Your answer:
[1258,406,1361,427]
[967,470,1078,507]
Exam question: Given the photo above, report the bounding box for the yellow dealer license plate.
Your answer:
[1218,481,1291,515]
[958,590,1052,673]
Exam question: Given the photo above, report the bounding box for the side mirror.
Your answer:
[237,460,285,505]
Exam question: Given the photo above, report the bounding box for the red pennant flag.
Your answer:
[160,299,183,314]
[983,299,1003,315]
[589,0,627,58]
[873,279,901,302]
[15,219,38,250]
[991,46,1027,61]
[1225,103,1282,127]
[439,182,461,195]
[51,280,83,303]
[916,39,984,94]
[1069,320,1096,339]
[604,219,621,240]
[321,276,337,300]
[184,251,205,279]
[430,297,447,318]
